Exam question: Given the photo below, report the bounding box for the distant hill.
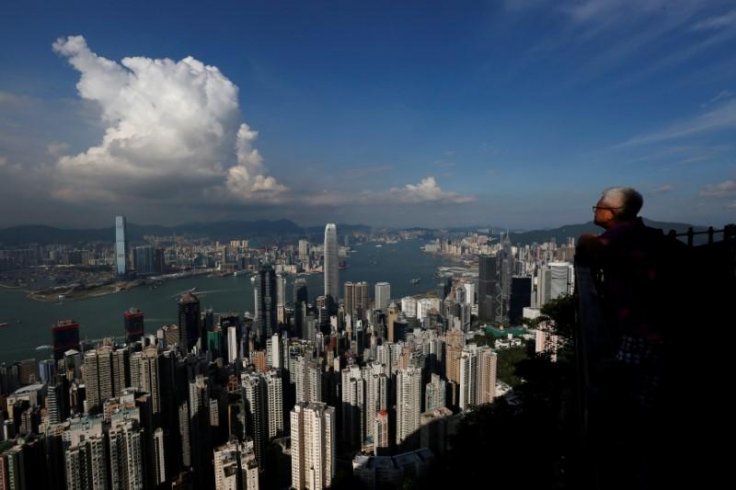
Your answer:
[509,219,702,246]
[0,218,707,247]
[0,219,306,246]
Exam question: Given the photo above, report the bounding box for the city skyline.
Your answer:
[1,1,735,229]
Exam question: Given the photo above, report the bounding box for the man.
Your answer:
[578,187,683,489]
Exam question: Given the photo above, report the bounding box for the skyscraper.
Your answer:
[115,215,128,276]
[374,282,391,312]
[178,292,201,352]
[254,263,277,345]
[323,223,338,301]
[123,308,144,344]
[478,255,498,324]
[52,319,80,361]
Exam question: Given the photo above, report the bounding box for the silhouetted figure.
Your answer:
[577,187,683,490]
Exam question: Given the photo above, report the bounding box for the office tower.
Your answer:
[425,373,447,412]
[214,439,259,490]
[290,402,335,490]
[462,282,475,306]
[393,314,409,343]
[124,307,145,344]
[323,223,338,301]
[115,215,128,276]
[254,263,277,345]
[133,245,155,275]
[341,365,365,449]
[227,326,239,364]
[276,273,286,325]
[478,255,498,324]
[396,367,422,448]
[299,239,310,264]
[538,262,574,307]
[374,282,391,312]
[189,375,213,489]
[496,232,514,327]
[38,358,56,384]
[510,276,532,324]
[52,319,80,361]
[178,291,201,352]
[293,278,308,339]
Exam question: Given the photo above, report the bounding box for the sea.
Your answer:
[0,239,450,364]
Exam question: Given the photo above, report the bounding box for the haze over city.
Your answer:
[1,0,735,229]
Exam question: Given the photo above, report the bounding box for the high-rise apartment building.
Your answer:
[341,365,365,449]
[214,439,259,490]
[290,402,335,490]
[323,224,338,301]
[396,367,422,447]
[115,215,128,276]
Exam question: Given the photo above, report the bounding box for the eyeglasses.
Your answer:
[592,205,623,212]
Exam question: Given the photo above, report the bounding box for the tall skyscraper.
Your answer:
[133,245,155,275]
[510,276,532,324]
[213,439,259,490]
[52,319,80,361]
[123,308,145,344]
[478,255,498,324]
[374,282,391,312]
[323,223,338,301]
[115,215,128,276]
[254,263,277,345]
[178,292,201,352]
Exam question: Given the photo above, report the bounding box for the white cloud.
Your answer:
[700,180,736,197]
[617,98,736,147]
[691,10,736,31]
[0,156,6,167]
[47,142,69,157]
[651,184,673,194]
[388,176,475,204]
[52,35,286,204]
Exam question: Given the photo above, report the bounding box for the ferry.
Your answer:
[0,322,9,328]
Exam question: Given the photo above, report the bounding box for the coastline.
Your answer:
[18,268,220,303]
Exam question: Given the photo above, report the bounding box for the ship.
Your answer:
[0,322,9,328]
[410,278,421,285]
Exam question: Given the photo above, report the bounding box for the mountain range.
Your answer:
[0,219,707,247]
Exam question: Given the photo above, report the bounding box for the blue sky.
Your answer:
[1,0,735,229]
